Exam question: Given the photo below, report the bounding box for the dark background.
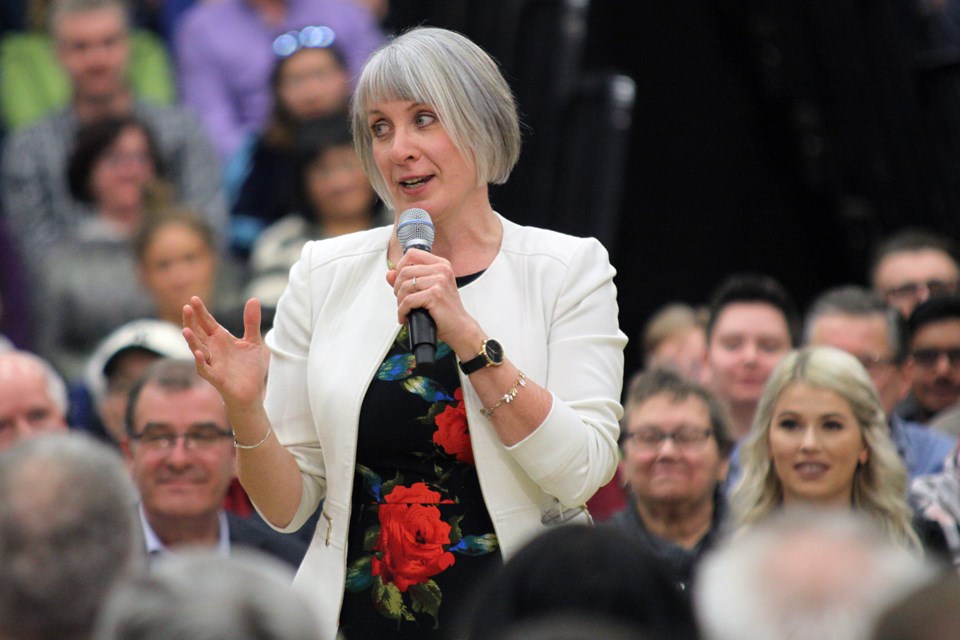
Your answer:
[387,0,960,377]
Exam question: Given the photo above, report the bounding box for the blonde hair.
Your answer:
[350,27,521,210]
[731,346,920,551]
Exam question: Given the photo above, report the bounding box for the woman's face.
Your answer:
[767,382,869,509]
[306,144,376,224]
[90,125,155,215]
[138,222,217,321]
[367,99,481,220]
[278,48,349,121]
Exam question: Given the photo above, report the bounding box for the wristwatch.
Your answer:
[458,339,505,375]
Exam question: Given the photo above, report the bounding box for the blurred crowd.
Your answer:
[3,1,960,640]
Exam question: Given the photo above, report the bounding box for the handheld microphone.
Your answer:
[396,208,437,373]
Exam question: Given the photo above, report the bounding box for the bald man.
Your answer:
[0,350,69,450]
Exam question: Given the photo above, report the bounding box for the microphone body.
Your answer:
[397,209,437,373]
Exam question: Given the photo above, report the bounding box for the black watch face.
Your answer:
[486,339,504,365]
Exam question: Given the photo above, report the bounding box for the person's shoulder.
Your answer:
[499,215,610,266]
[134,99,195,125]
[901,417,957,448]
[299,223,393,269]
[5,106,70,145]
[501,218,611,272]
[177,0,239,30]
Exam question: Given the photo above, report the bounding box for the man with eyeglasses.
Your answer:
[608,368,733,593]
[121,358,305,565]
[870,228,960,318]
[898,296,960,427]
[804,286,955,478]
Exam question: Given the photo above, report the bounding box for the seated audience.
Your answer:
[227,42,352,253]
[34,116,168,379]
[95,549,320,640]
[134,209,245,328]
[0,350,68,451]
[121,359,307,566]
[458,525,700,640]
[732,346,919,551]
[1,0,226,277]
[245,115,389,307]
[870,570,960,640]
[870,228,960,318]
[805,285,956,478]
[0,432,141,640]
[174,0,384,159]
[704,273,798,441]
[910,443,960,569]
[82,319,193,443]
[0,0,175,131]
[695,509,936,640]
[608,368,733,593]
[641,302,708,382]
[898,296,960,424]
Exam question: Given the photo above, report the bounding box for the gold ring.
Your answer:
[412,276,419,291]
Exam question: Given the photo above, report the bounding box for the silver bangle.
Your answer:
[233,425,273,450]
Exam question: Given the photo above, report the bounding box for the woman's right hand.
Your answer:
[182,296,269,412]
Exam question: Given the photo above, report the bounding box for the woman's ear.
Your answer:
[859,447,869,465]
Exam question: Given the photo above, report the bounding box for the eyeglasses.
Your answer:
[911,348,960,369]
[854,353,898,373]
[624,426,714,450]
[130,427,233,451]
[883,279,960,303]
[272,25,336,58]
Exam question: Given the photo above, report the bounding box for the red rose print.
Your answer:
[371,483,456,592]
[433,388,475,465]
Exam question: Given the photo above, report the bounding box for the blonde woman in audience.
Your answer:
[731,346,920,551]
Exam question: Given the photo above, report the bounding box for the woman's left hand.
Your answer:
[385,248,484,355]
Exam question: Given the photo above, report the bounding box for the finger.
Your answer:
[189,296,225,336]
[395,248,439,269]
[243,298,263,343]
[182,327,211,365]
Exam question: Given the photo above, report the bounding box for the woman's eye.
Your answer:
[823,420,844,431]
[370,121,389,138]
[415,112,436,127]
[777,419,800,431]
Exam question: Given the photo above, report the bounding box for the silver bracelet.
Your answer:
[480,371,527,418]
[233,425,273,450]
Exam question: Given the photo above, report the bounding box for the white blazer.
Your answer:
[261,214,626,637]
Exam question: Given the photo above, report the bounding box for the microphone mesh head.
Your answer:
[397,208,435,251]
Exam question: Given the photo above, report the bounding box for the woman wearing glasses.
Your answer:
[611,368,734,594]
[731,346,920,551]
[183,27,625,639]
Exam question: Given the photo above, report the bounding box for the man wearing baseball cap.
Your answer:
[84,319,193,443]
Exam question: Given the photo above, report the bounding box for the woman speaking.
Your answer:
[183,27,626,639]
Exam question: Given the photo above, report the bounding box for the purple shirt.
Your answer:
[174,0,383,159]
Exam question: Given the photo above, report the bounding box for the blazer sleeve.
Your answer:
[504,237,627,508]
[262,242,327,532]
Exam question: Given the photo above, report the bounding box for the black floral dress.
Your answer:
[340,284,502,638]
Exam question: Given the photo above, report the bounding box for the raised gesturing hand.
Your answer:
[182,296,269,412]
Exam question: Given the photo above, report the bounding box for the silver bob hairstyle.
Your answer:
[350,27,522,209]
[731,346,919,551]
